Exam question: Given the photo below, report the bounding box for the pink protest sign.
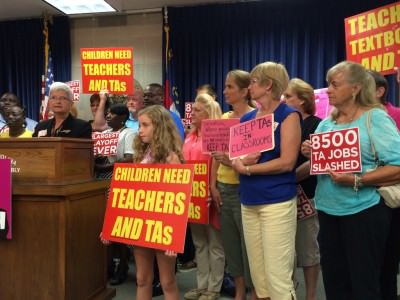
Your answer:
[314,88,333,120]
[92,131,119,156]
[201,118,239,153]
[0,159,12,240]
[310,128,361,175]
[229,114,275,159]
[183,102,193,127]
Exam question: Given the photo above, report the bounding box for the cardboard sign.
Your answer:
[202,119,239,153]
[345,3,400,75]
[0,159,12,240]
[66,80,80,102]
[296,185,316,220]
[229,114,275,159]
[314,88,333,120]
[80,47,134,94]
[186,160,209,224]
[92,131,119,156]
[183,102,193,127]
[101,163,194,253]
[310,128,362,174]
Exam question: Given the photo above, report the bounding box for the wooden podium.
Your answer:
[0,138,115,300]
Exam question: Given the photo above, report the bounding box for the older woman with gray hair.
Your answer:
[33,82,91,138]
[302,61,400,300]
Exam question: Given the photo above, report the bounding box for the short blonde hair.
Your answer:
[250,62,289,100]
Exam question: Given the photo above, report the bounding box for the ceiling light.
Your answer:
[43,0,116,15]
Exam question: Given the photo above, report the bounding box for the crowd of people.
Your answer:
[1,60,400,300]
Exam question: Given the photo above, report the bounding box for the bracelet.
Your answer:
[245,166,251,176]
[353,174,363,192]
[353,174,358,192]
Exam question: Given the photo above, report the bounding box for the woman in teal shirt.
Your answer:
[303,61,400,300]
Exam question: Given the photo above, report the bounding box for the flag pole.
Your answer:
[41,11,53,120]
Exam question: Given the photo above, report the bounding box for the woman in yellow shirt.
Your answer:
[0,106,32,138]
[210,70,256,300]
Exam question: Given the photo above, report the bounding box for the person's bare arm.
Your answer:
[92,90,109,131]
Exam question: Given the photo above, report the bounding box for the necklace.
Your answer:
[334,106,359,124]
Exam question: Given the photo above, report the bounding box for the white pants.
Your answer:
[242,198,297,300]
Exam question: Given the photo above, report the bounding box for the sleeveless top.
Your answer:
[239,103,300,205]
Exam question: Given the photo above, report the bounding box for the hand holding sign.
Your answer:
[100,89,109,96]
[211,151,231,166]
[328,169,355,186]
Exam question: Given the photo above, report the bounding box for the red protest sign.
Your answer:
[296,185,316,221]
[66,80,80,102]
[344,3,400,75]
[229,114,274,159]
[92,131,119,156]
[186,160,209,224]
[310,128,362,175]
[101,163,194,253]
[202,119,239,153]
[80,47,134,94]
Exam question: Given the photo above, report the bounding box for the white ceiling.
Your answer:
[0,0,239,21]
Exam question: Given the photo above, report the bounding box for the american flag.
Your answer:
[41,51,54,120]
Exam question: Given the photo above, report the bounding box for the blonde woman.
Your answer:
[183,93,224,300]
[232,62,301,300]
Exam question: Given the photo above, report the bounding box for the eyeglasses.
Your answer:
[50,96,70,102]
[0,97,17,103]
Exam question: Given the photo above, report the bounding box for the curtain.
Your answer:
[0,16,71,121]
[165,0,397,114]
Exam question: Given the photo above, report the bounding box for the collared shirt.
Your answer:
[125,114,139,134]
